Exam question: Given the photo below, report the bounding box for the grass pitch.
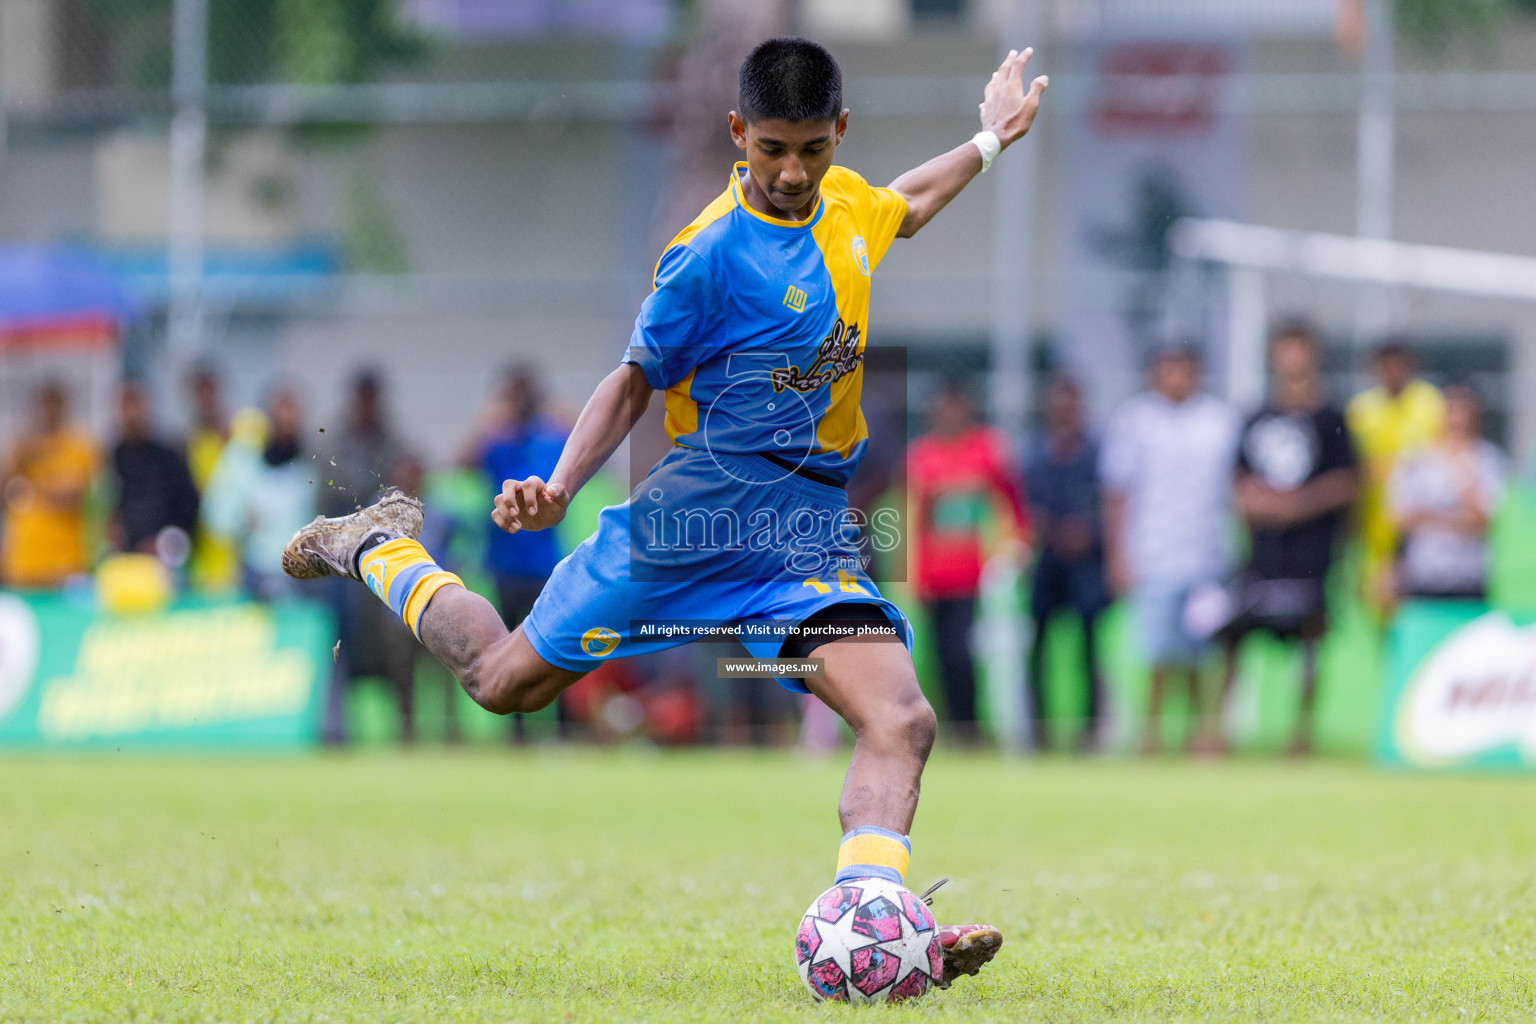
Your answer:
[2,750,1533,1023]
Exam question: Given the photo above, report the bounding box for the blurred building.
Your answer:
[1,0,1535,458]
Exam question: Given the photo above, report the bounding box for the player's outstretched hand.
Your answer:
[492,476,570,534]
[980,47,1048,148]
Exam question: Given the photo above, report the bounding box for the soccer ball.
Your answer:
[794,878,941,1003]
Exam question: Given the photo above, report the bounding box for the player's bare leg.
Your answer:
[807,636,1001,986]
[282,490,582,717]
[806,638,935,834]
[415,589,582,714]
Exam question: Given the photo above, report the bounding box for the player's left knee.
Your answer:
[873,694,936,763]
[904,698,938,761]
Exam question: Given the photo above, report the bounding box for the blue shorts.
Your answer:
[522,446,913,693]
[1132,583,1205,667]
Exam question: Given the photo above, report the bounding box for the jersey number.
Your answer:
[802,571,869,595]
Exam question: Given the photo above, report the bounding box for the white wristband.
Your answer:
[971,130,1002,172]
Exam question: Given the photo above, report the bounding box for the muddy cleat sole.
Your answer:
[936,924,1003,988]
[281,489,424,581]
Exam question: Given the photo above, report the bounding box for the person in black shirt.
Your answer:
[1215,322,1359,756]
[111,381,200,557]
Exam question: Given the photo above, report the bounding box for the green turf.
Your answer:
[2,751,1533,1022]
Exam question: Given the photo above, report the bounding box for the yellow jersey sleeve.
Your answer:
[825,166,908,272]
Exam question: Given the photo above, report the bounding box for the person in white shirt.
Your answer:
[201,385,318,601]
[1100,345,1240,755]
[1389,384,1506,602]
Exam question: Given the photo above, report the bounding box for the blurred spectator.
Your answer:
[1389,385,1505,602]
[907,382,1029,744]
[184,364,229,488]
[1023,375,1109,753]
[461,366,568,632]
[321,369,403,517]
[110,381,199,558]
[460,366,569,741]
[1100,346,1240,756]
[321,369,406,744]
[1,380,98,588]
[184,363,240,593]
[1218,324,1359,757]
[1346,339,1445,614]
[201,385,317,601]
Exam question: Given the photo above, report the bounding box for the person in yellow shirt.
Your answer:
[1345,340,1446,614]
[183,364,240,593]
[1,380,99,588]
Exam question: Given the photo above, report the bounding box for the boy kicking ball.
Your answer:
[284,36,1047,997]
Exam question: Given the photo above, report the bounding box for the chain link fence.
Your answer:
[3,1,1536,457]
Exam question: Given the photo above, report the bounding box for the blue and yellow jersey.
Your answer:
[623,163,908,485]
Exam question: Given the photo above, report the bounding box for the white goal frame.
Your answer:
[1169,218,1536,413]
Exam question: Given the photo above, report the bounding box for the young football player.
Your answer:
[284,36,1047,987]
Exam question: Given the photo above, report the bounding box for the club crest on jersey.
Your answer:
[770,318,863,394]
[581,626,621,657]
[851,236,870,277]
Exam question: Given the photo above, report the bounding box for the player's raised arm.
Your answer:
[493,362,653,535]
[888,47,1048,239]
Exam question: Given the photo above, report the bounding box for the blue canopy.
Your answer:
[0,245,136,327]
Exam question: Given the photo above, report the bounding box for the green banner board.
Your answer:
[1376,600,1536,770]
[0,593,332,749]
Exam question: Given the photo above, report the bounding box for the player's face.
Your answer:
[729,111,849,220]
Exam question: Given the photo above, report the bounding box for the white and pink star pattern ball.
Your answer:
[794,879,942,1003]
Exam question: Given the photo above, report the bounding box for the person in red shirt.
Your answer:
[907,382,1030,743]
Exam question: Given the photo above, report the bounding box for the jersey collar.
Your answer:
[730,163,824,229]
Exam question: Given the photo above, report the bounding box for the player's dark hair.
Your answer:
[738,37,843,124]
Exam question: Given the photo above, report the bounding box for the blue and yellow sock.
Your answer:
[834,826,911,885]
[358,537,463,639]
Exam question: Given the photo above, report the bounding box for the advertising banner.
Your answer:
[0,592,332,749]
[1377,601,1536,770]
